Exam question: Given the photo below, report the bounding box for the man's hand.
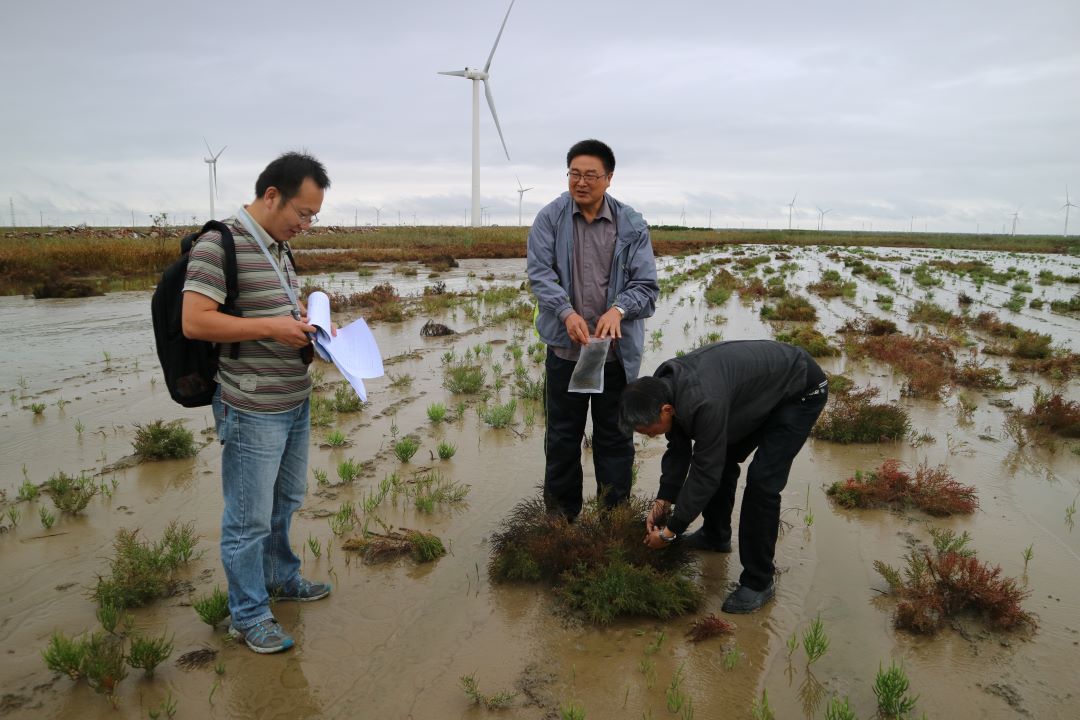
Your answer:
[594,307,623,339]
[266,315,316,348]
[645,499,671,533]
[564,312,590,345]
[643,528,670,550]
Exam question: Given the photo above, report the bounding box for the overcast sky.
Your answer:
[2,0,1079,234]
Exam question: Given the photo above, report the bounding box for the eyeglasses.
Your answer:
[289,201,319,227]
[567,170,609,185]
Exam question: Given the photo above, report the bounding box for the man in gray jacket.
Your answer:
[619,341,828,613]
[527,139,659,520]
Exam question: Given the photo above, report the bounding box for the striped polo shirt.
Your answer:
[183,216,311,413]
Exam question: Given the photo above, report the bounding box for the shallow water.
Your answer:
[1,248,1078,719]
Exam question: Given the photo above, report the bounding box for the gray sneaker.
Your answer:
[270,577,332,602]
[228,619,294,654]
[721,582,776,614]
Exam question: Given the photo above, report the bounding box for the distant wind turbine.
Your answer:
[373,206,382,227]
[203,139,226,220]
[787,193,798,230]
[438,0,515,228]
[1010,210,1020,236]
[1061,185,1078,237]
[816,206,831,231]
[515,176,533,226]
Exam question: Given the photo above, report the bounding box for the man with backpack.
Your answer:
[181,151,331,654]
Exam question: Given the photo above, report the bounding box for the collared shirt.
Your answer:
[553,197,618,362]
[183,216,311,413]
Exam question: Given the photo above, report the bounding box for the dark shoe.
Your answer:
[679,528,732,553]
[228,619,294,654]
[270,577,332,602]
[722,582,776,614]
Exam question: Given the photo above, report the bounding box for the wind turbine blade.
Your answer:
[214,145,228,161]
[484,80,510,161]
[792,193,798,206]
[484,0,516,73]
[438,70,469,77]
[524,187,534,191]
[204,137,213,157]
[516,175,523,191]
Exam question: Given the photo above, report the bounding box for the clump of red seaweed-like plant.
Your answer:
[827,459,978,516]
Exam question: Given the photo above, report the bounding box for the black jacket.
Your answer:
[654,341,822,534]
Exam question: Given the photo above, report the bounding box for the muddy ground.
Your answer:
[1,247,1078,719]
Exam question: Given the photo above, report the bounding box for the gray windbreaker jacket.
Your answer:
[526,192,659,381]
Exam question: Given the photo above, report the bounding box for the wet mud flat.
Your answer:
[0,248,1078,719]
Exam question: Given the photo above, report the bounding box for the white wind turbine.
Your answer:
[1061,186,1078,237]
[816,206,832,231]
[203,139,227,220]
[438,0,515,228]
[1010,210,1020,236]
[786,193,798,230]
[515,176,533,226]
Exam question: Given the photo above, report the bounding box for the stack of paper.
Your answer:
[306,291,384,401]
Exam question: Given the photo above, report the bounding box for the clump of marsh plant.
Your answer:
[193,586,230,628]
[1019,386,1080,438]
[823,696,857,720]
[426,402,447,424]
[310,395,335,426]
[846,332,956,399]
[750,689,775,720]
[17,477,40,501]
[774,326,840,357]
[324,429,348,447]
[686,614,736,642]
[39,506,56,529]
[807,270,856,299]
[873,528,1034,634]
[410,470,469,512]
[337,457,364,484]
[42,630,88,680]
[393,436,421,463]
[489,495,702,623]
[388,372,413,388]
[873,661,919,719]
[812,387,910,443]
[461,673,517,709]
[480,398,517,428]
[30,402,46,415]
[126,630,174,678]
[332,382,365,412]
[802,614,829,664]
[436,441,457,460]
[93,522,200,609]
[827,459,978,516]
[132,420,197,460]
[44,471,98,514]
[81,632,128,697]
[342,528,447,564]
[760,294,817,321]
[444,363,486,394]
[515,374,545,401]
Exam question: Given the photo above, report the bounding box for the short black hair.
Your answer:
[255,151,331,202]
[618,376,671,434]
[566,139,616,175]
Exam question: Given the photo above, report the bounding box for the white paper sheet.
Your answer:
[306,291,385,401]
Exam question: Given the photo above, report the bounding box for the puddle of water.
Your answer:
[1,248,1078,719]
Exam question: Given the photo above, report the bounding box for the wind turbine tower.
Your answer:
[1062,186,1078,237]
[515,176,533,226]
[438,0,515,228]
[1010,210,1020,236]
[787,193,798,230]
[203,139,227,220]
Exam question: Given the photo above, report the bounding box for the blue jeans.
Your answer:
[213,389,310,630]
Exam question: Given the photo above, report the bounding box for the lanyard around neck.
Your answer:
[235,207,301,314]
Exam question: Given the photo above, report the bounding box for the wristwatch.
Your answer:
[612,305,626,317]
[659,528,676,543]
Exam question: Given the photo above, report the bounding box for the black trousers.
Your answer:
[700,388,828,591]
[543,349,635,518]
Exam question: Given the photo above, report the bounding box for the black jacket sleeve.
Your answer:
[665,402,730,535]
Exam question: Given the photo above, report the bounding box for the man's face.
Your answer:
[635,404,675,437]
[261,177,324,243]
[567,154,611,209]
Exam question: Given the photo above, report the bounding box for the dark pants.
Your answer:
[701,388,828,591]
[543,349,635,518]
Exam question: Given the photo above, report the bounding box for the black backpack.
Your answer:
[151,220,241,407]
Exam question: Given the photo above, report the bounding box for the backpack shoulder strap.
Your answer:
[197,220,242,360]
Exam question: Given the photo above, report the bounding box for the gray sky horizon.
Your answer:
[2,0,1078,235]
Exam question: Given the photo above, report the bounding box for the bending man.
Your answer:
[620,340,828,613]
